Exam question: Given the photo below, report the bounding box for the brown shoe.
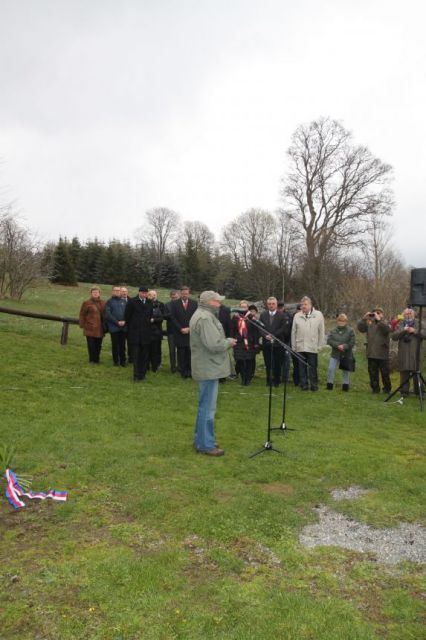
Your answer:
[201,447,224,457]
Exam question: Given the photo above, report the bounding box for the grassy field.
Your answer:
[0,284,425,639]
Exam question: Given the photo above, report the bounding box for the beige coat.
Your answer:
[291,309,325,354]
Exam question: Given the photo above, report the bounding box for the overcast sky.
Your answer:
[0,0,425,266]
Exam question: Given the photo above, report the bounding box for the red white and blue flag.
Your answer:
[5,468,68,510]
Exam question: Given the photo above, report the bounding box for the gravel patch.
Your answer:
[330,486,371,501]
[300,505,426,565]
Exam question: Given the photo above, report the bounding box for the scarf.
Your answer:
[237,316,249,350]
[5,469,68,510]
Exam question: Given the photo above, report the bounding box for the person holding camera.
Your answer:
[357,307,391,394]
[326,313,355,391]
[391,308,425,396]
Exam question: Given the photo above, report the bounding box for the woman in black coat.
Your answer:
[147,290,165,372]
[231,302,260,385]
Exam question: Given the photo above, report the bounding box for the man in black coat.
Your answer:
[169,285,198,378]
[124,286,153,382]
[260,296,291,387]
[164,290,180,373]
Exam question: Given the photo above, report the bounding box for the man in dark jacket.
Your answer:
[358,307,391,393]
[260,296,291,387]
[124,286,153,382]
[277,302,293,383]
[170,285,198,378]
[391,307,425,396]
[164,290,180,373]
[105,286,128,367]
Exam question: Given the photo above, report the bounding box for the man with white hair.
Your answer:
[291,296,325,391]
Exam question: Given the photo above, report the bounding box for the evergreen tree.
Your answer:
[50,238,77,285]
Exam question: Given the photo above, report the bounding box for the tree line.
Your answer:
[1,117,410,317]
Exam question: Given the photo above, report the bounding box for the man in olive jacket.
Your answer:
[357,307,391,393]
[190,291,236,456]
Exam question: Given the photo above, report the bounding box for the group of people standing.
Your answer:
[78,286,424,397]
[79,286,424,457]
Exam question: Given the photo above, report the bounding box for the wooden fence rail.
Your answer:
[0,306,79,345]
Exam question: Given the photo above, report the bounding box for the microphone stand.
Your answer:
[244,315,309,458]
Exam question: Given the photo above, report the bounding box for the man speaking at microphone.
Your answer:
[190,291,237,457]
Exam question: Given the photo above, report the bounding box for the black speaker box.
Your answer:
[409,268,426,306]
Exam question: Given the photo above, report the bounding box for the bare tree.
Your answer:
[221,208,276,270]
[137,207,180,261]
[282,117,394,308]
[0,208,44,300]
[183,220,215,251]
[221,208,278,298]
[275,210,301,302]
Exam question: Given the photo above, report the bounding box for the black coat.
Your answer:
[150,300,165,340]
[218,305,232,338]
[231,314,260,360]
[259,310,291,346]
[170,298,198,346]
[124,296,153,345]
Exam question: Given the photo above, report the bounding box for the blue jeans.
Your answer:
[194,379,219,451]
[327,356,349,385]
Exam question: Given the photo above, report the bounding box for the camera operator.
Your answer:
[391,308,425,396]
[357,307,391,394]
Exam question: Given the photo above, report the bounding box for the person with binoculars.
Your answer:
[357,307,391,394]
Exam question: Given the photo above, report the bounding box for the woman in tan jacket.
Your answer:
[79,287,106,364]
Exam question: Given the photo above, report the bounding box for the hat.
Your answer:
[374,307,384,314]
[138,286,148,292]
[199,290,225,303]
[336,313,348,323]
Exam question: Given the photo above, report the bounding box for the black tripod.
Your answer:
[247,318,308,458]
[385,305,425,411]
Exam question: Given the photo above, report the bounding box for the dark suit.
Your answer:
[164,300,177,372]
[170,297,198,377]
[124,296,153,380]
[259,310,290,386]
[218,305,232,338]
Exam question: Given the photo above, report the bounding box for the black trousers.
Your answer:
[167,333,177,372]
[177,346,191,377]
[131,343,150,380]
[110,332,126,365]
[263,344,283,385]
[149,338,162,372]
[292,354,300,385]
[298,352,318,390]
[86,336,103,363]
[236,358,256,385]
[368,358,391,393]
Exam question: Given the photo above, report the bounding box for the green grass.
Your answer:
[0,283,425,639]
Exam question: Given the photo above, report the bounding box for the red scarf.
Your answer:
[237,316,249,350]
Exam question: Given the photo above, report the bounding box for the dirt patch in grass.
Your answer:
[260,482,293,496]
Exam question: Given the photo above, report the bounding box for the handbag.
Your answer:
[339,351,355,372]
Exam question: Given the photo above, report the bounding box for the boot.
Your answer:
[342,384,349,392]
[326,382,333,390]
